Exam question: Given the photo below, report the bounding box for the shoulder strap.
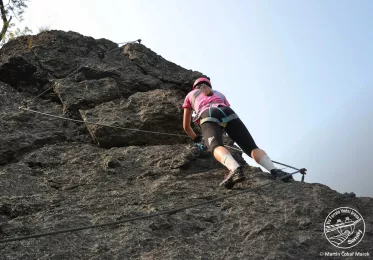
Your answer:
[213,90,225,103]
[191,89,203,109]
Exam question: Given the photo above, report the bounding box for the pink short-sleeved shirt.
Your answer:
[182,89,230,118]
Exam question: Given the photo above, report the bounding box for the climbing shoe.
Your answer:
[220,167,246,189]
[270,169,294,182]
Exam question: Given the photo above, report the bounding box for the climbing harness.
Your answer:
[199,106,239,128]
[191,89,239,127]
[191,89,224,109]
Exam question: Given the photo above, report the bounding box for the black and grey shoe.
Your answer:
[220,167,246,189]
[270,169,294,182]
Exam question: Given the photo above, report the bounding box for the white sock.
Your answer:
[258,154,276,172]
[221,154,240,172]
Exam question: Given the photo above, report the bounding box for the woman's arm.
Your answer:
[183,108,197,140]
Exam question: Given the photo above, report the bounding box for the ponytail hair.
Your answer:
[198,83,213,96]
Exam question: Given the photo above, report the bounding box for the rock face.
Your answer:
[0,31,372,259]
[80,89,186,148]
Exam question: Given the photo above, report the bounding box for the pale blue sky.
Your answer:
[16,0,373,196]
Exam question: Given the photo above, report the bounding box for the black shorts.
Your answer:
[200,106,258,157]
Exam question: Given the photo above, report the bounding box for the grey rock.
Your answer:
[80,89,186,148]
[0,31,372,260]
[54,77,122,114]
[0,82,89,166]
[0,31,114,94]
[123,43,206,93]
[343,192,356,198]
[0,30,202,114]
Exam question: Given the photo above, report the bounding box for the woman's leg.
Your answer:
[200,122,240,172]
[213,146,240,172]
[225,118,277,172]
[225,116,293,181]
[251,148,276,171]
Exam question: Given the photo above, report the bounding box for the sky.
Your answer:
[12,0,373,196]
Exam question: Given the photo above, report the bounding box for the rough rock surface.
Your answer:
[80,89,186,147]
[0,31,372,260]
[0,82,88,166]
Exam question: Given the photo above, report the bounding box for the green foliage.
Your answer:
[1,25,32,43]
[1,0,32,48]
[0,24,32,47]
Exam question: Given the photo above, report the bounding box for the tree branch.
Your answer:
[0,0,10,39]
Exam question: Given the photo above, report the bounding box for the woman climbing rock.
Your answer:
[182,77,293,189]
